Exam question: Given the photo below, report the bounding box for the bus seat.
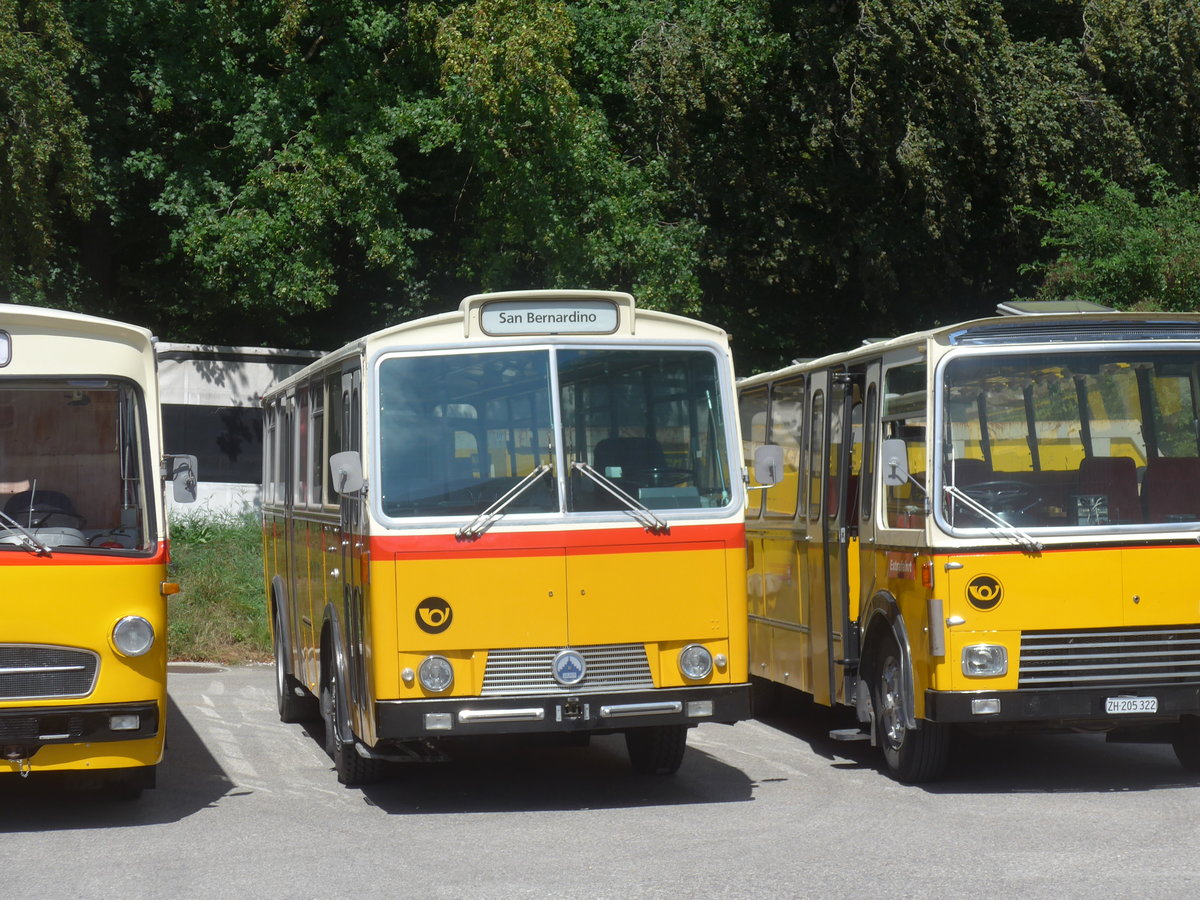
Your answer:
[947,458,991,486]
[1142,458,1200,523]
[1075,456,1141,524]
[593,437,666,478]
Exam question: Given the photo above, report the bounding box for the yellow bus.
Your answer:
[741,304,1200,782]
[262,290,749,785]
[1,304,196,797]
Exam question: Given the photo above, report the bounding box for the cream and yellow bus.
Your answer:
[742,303,1200,782]
[1,304,196,797]
[262,290,749,785]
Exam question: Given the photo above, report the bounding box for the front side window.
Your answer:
[560,348,732,511]
[0,380,152,553]
[378,351,557,518]
[941,350,1200,530]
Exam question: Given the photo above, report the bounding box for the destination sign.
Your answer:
[479,299,619,336]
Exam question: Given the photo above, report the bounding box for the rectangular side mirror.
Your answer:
[165,454,199,503]
[881,438,909,487]
[752,444,785,487]
[329,450,364,495]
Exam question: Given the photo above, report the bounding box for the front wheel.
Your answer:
[321,667,386,786]
[625,725,688,775]
[871,636,949,783]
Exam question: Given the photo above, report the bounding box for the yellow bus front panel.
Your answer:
[2,554,169,773]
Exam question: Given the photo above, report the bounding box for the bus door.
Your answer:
[804,371,835,705]
[336,367,371,734]
[811,367,861,707]
[850,362,880,706]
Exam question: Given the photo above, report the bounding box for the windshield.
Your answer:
[0,380,152,553]
[941,350,1200,530]
[376,346,733,520]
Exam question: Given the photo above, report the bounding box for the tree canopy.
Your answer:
[2,0,1199,369]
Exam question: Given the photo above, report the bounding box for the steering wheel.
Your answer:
[632,467,695,488]
[961,480,1039,515]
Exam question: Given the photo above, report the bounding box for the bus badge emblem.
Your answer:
[966,574,1003,611]
[416,597,453,634]
[552,649,587,686]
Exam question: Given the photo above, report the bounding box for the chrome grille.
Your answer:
[1019,626,1200,689]
[481,644,653,697]
[0,645,99,700]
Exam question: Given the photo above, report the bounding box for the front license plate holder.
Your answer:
[1105,696,1158,714]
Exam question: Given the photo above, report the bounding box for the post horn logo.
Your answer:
[416,597,453,634]
[966,574,1003,611]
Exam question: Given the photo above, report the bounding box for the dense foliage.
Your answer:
[3,0,1200,370]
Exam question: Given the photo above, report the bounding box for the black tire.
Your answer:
[1172,715,1200,771]
[625,724,688,775]
[321,667,386,786]
[274,618,317,724]
[871,635,949,784]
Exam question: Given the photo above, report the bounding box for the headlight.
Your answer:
[962,644,1008,677]
[112,616,155,657]
[418,655,454,692]
[678,644,713,680]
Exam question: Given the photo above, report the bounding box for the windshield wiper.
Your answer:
[456,465,553,540]
[944,484,1042,552]
[0,508,52,556]
[572,462,670,535]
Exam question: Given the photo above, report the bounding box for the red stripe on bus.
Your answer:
[0,543,169,566]
[370,523,744,558]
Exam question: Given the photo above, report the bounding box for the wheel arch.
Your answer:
[858,589,918,731]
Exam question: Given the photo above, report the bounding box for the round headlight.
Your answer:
[112,616,155,657]
[678,644,713,680]
[418,655,454,693]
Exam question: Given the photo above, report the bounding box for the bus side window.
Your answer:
[740,386,768,519]
[882,361,927,528]
[766,379,804,518]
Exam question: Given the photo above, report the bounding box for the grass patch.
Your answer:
[167,512,270,664]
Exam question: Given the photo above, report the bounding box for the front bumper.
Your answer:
[377,684,750,740]
[925,683,1200,724]
[0,700,159,752]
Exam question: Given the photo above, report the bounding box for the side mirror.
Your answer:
[752,444,785,487]
[881,438,909,487]
[329,450,364,495]
[165,454,199,503]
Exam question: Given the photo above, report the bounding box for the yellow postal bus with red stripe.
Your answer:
[262,290,749,784]
[1,304,196,797]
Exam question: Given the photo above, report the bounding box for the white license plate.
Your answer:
[1105,696,1158,714]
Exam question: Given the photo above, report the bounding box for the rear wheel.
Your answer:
[321,666,386,786]
[625,725,688,775]
[1172,715,1200,771]
[871,636,949,783]
[274,617,317,724]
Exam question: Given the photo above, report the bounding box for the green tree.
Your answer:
[0,0,92,298]
[1023,171,1200,311]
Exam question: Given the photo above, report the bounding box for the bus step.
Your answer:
[828,728,871,742]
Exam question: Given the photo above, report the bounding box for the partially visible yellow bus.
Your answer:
[262,290,749,785]
[742,305,1200,782]
[0,304,196,797]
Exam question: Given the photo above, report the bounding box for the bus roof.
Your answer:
[738,310,1200,388]
[262,290,732,400]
